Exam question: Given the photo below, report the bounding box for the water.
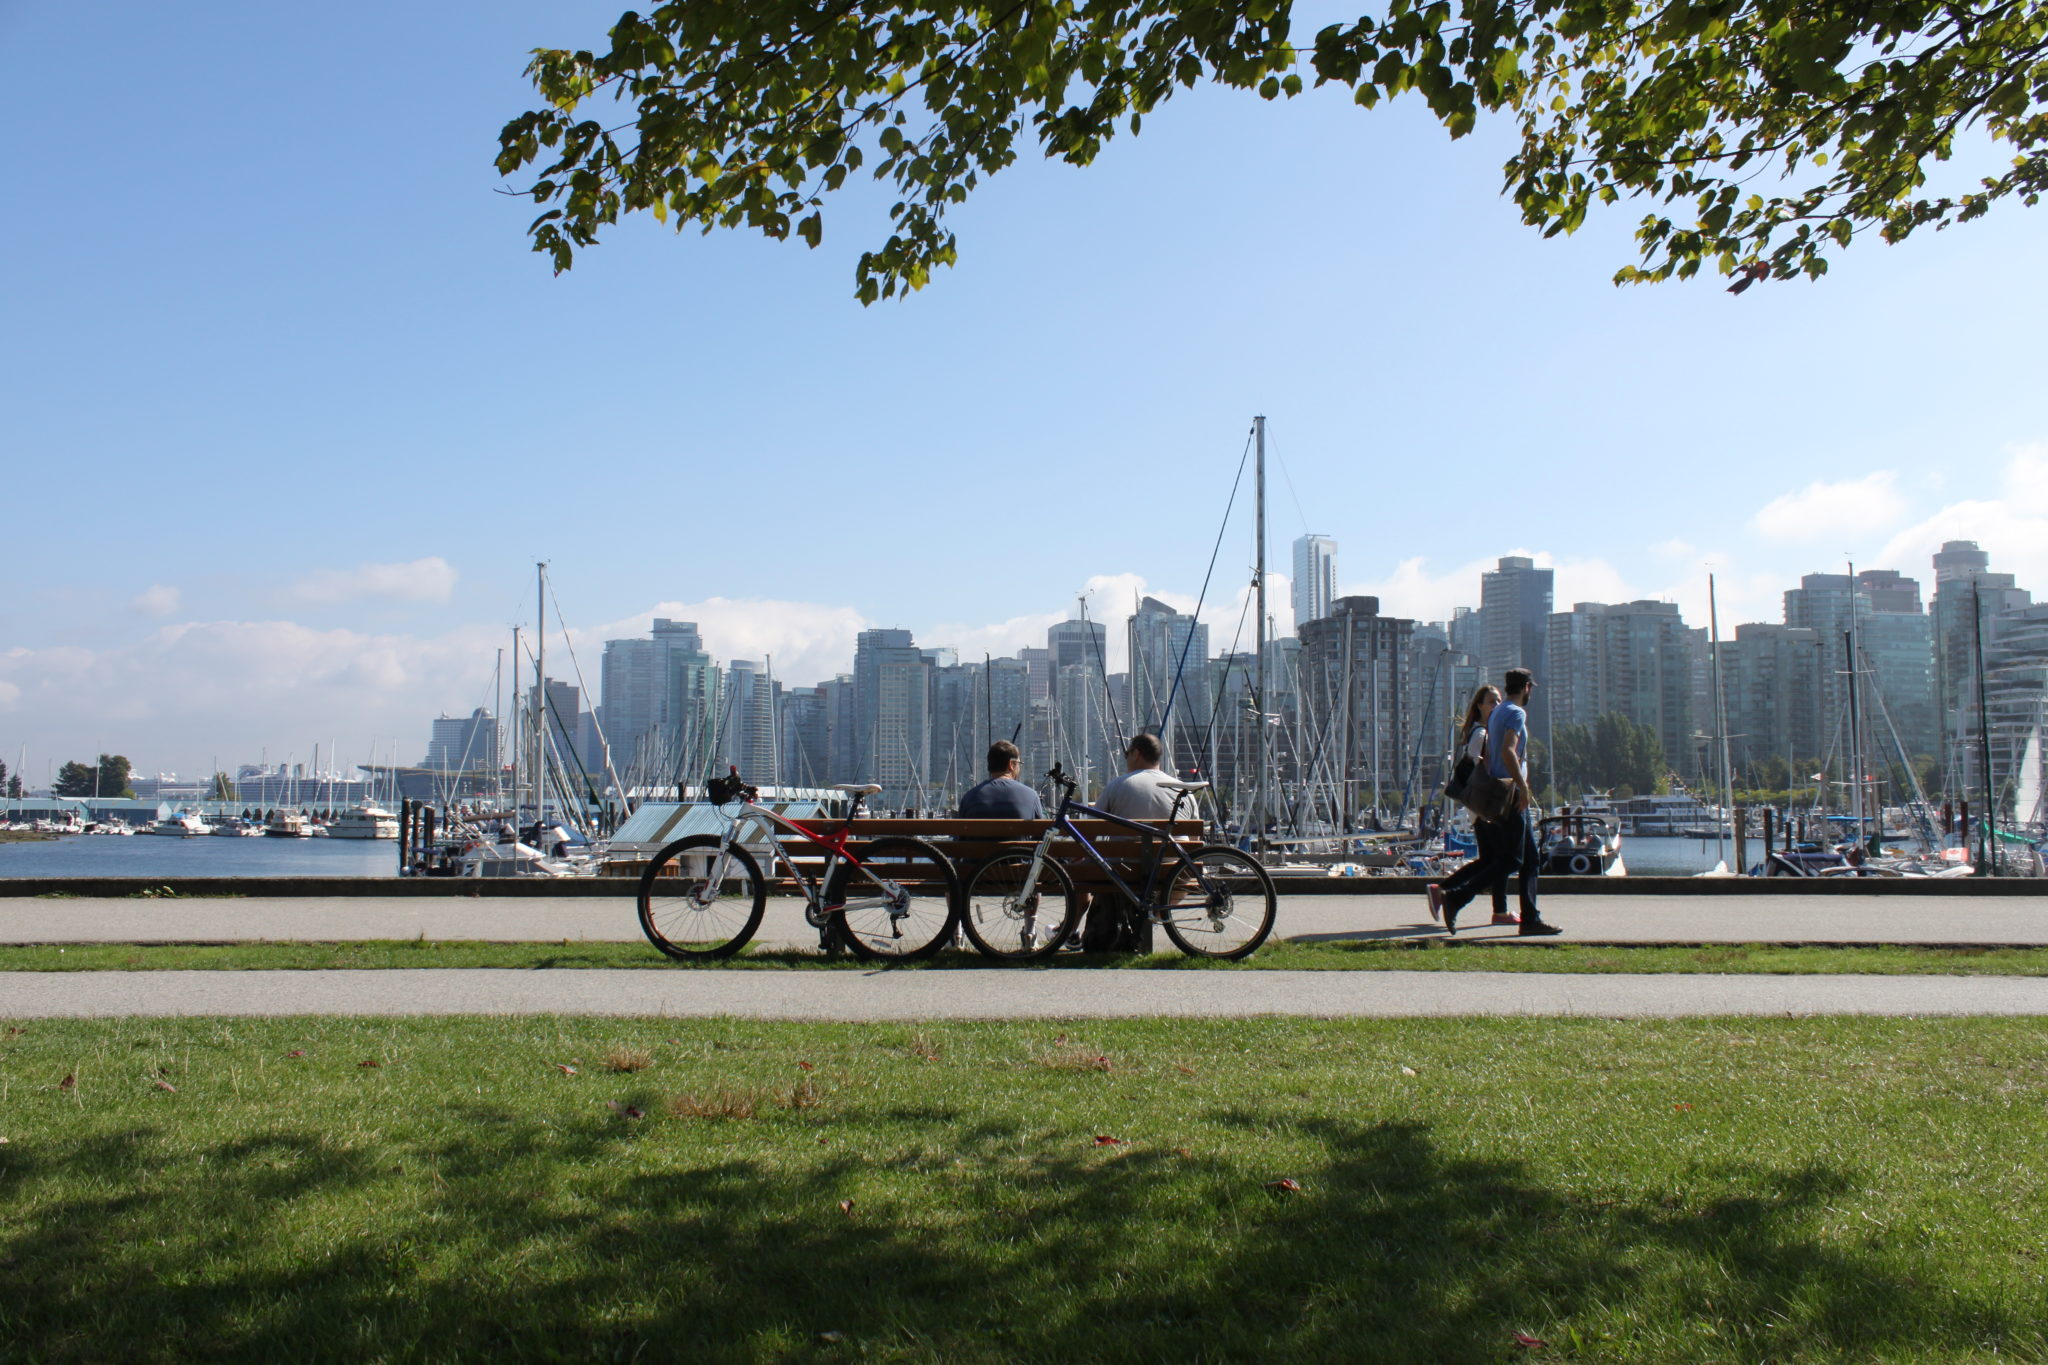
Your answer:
[1620,835,1748,876]
[0,834,398,879]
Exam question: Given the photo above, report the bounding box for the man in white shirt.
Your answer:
[1097,732,1181,820]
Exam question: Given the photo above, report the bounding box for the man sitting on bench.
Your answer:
[955,740,1044,819]
[1078,732,1180,950]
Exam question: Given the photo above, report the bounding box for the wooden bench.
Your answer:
[811,818,1208,951]
[614,816,1207,950]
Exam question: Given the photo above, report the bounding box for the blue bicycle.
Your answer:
[960,764,1278,961]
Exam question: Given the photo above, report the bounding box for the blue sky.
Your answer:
[5,1,2046,779]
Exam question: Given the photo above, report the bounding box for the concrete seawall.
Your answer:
[0,874,2038,899]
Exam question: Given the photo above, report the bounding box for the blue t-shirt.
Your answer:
[955,776,1044,819]
[1485,699,1527,780]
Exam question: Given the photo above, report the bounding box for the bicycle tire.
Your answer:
[1157,844,1277,960]
[636,834,766,960]
[825,835,959,962]
[963,851,1078,962]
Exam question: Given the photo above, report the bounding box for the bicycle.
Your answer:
[960,764,1278,961]
[634,769,959,962]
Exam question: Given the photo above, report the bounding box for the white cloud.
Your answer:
[283,557,458,605]
[0,620,502,776]
[577,598,873,689]
[1751,472,1908,544]
[1875,444,2048,591]
[131,584,181,616]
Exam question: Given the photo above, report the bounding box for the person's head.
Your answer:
[1504,667,1534,702]
[1123,732,1164,772]
[985,739,1021,778]
[1462,684,1502,734]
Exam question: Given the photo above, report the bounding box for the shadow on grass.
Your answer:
[3,1105,2039,1364]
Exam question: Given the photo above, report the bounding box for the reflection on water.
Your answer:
[0,834,398,879]
[1619,835,1749,876]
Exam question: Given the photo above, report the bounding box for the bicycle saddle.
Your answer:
[832,783,884,795]
[1160,780,1209,792]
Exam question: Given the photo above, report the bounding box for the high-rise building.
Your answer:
[779,685,830,788]
[1545,600,1696,780]
[1127,596,1210,771]
[1048,613,1112,786]
[1932,541,2033,784]
[1719,623,1826,782]
[1291,535,1337,631]
[927,658,981,798]
[422,708,498,771]
[1785,571,1938,767]
[1296,596,1418,820]
[599,619,721,788]
[720,660,778,783]
[853,629,931,806]
[1480,556,1553,732]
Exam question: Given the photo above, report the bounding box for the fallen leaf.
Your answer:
[817,1330,848,1343]
[0,1136,11,1145]
[1174,1064,1197,1076]
[1054,1033,1067,1046]
[6,1027,24,1036]
[1513,1331,1548,1349]
[1174,1147,1191,1158]
[1672,1102,1693,1112]
[797,1061,816,1072]
[605,1100,645,1119]
[357,1060,380,1069]
[1265,1178,1304,1196]
[152,1079,177,1093]
[554,1063,579,1076]
[1093,1135,1127,1147]
[57,1073,74,1092]
[1400,1066,1419,1076]
[285,1050,307,1059]
[838,1199,855,1217]
[816,1135,829,1145]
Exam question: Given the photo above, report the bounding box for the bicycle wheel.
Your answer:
[636,835,766,960]
[963,852,1078,962]
[825,836,959,962]
[1157,845,1277,960]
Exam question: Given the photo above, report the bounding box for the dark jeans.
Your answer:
[1442,809,1541,918]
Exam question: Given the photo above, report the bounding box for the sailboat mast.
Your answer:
[510,626,522,815]
[1708,572,1735,868]
[1253,414,1267,850]
[1846,559,1863,850]
[534,563,547,829]
[1972,576,1997,874]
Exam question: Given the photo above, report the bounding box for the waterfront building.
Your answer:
[778,685,830,788]
[719,660,779,785]
[1296,596,1418,821]
[853,628,932,807]
[1932,541,2034,789]
[1718,623,1826,783]
[598,619,721,788]
[822,674,857,787]
[421,708,498,772]
[1291,535,1337,631]
[1545,600,1696,782]
[1784,571,1938,768]
[928,657,982,799]
[1127,596,1211,773]
[1480,556,1553,733]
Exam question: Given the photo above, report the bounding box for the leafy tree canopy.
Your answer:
[498,0,2048,300]
[52,755,134,800]
[1551,713,1668,796]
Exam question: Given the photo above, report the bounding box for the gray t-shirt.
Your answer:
[955,776,1044,819]
[1097,768,1184,821]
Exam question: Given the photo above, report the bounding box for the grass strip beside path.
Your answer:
[10,939,2048,974]
[3,1016,2047,1363]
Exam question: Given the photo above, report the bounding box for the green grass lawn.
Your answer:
[9,938,2048,975]
[3,1016,2047,1362]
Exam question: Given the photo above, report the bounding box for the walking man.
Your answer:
[1430,668,1562,936]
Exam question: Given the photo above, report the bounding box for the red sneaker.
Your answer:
[1489,913,1520,926]
[1426,883,1445,923]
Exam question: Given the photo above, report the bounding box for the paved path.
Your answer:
[5,967,2048,1019]
[3,892,2045,947]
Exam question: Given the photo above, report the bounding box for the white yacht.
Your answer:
[327,803,399,839]
[143,812,212,837]
[263,810,311,838]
